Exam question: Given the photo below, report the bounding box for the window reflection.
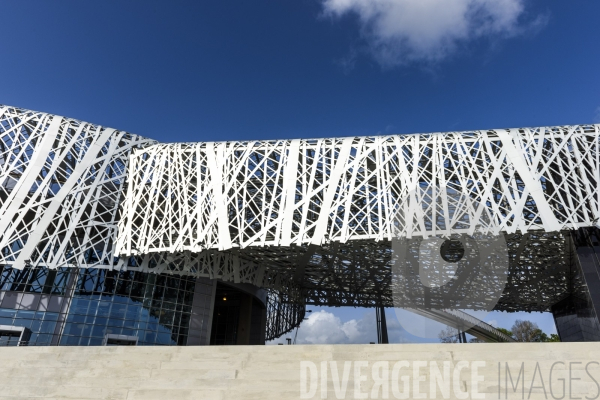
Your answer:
[0,266,196,346]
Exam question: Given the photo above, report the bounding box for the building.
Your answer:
[0,106,288,346]
[1,105,599,346]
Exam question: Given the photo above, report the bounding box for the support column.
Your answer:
[186,278,217,345]
[376,306,389,344]
[236,293,252,345]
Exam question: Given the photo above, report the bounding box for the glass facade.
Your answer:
[0,309,57,346]
[551,228,600,341]
[0,266,197,346]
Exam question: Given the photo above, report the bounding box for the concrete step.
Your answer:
[0,343,598,399]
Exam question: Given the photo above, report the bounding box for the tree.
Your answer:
[496,327,513,338]
[548,334,561,342]
[532,328,548,342]
[510,320,559,342]
[438,327,460,343]
[511,320,540,342]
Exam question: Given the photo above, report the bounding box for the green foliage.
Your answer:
[496,320,559,342]
[496,327,513,337]
[531,328,547,342]
[547,333,561,342]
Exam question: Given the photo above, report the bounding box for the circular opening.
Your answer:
[440,239,465,263]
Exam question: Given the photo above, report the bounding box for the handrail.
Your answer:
[406,308,516,343]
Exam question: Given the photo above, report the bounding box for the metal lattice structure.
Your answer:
[113,125,599,312]
[0,105,302,340]
[117,126,600,255]
[0,106,154,270]
[2,104,600,338]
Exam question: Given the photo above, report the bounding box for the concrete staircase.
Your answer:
[0,343,599,399]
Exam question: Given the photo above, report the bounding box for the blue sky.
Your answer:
[1,1,598,143]
[2,0,597,343]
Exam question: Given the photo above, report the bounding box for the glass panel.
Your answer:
[40,320,57,333]
[0,309,16,318]
[0,265,198,347]
[15,310,35,319]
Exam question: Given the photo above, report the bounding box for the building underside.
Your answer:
[1,105,600,345]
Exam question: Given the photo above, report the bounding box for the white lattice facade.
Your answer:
[3,104,600,342]
[0,106,154,270]
[116,125,600,257]
[0,106,299,300]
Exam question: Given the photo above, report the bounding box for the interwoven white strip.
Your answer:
[116,125,600,256]
[0,106,155,270]
[0,106,300,295]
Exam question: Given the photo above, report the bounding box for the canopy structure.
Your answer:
[2,104,600,341]
[117,126,600,254]
[112,122,599,312]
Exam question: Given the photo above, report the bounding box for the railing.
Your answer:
[406,308,516,343]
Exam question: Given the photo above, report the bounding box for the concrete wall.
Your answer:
[0,343,599,399]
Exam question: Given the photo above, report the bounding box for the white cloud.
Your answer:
[321,0,548,67]
[486,319,498,328]
[268,310,406,344]
[297,310,376,344]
